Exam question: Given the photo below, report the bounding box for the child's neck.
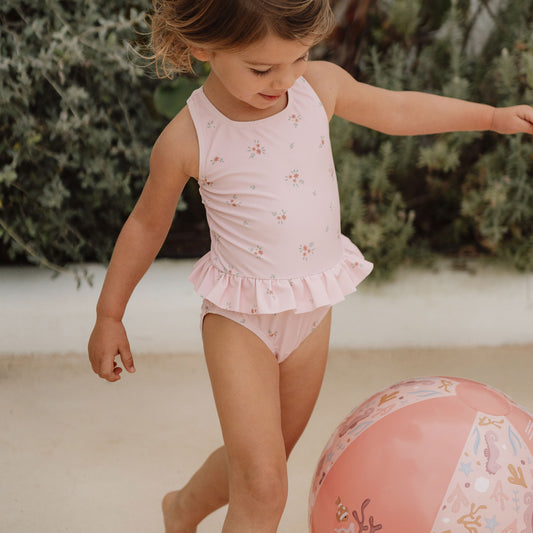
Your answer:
[202,74,288,122]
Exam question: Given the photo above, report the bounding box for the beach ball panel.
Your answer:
[311,397,476,532]
[507,408,533,455]
[455,380,512,416]
[310,377,462,509]
[309,377,533,533]
[430,412,533,532]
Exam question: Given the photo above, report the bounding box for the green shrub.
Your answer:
[0,0,161,273]
[327,0,533,277]
[2,0,532,280]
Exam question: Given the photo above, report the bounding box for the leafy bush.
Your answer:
[2,0,532,280]
[0,0,162,273]
[325,0,533,276]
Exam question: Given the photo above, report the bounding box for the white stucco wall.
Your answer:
[1,259,532,356]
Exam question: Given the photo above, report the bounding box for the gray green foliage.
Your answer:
[153,62,209,120]
[1,0,533,280]
[154,77,202,120]
[0,0,161,271]
[328,0,533,277]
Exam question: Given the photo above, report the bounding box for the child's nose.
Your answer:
[271,69,296,91]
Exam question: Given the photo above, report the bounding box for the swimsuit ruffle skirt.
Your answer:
[187,76,373,316]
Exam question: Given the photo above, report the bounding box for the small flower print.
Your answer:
[248,140,266,158]
[199,176,214,187]
[299,242,315,260]
[266,288,276,299]
[210,156,224,165]
[227,194,241,207]
[251,304,258,314]
[268,329,278,338]
[289,142,295,150]
[224,302,233,310]
[212,231,222,243]
[207,120,216,129]
[222,265,239,277]
[250,245,264,259]
[318,136,326,149]
[243,220,250,226]
[288,113,302,127]
[285,169,304,187]
[272,209,287,224]
[311,321,319,332]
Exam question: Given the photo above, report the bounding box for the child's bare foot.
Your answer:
[162,490,197,533]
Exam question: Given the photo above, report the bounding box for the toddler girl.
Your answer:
[88,1,533,532]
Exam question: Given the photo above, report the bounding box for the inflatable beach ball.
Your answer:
[309,376,533,533]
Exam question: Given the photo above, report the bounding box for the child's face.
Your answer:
[195,33,311,115]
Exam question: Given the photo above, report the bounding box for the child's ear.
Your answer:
[190,46,210,62]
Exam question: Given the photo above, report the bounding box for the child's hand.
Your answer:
[88,317,135,382]
[491,105,533,135]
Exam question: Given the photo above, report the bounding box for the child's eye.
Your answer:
[251,68,271,76]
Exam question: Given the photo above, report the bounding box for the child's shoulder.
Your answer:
[304,61,346,121]
[151,105,199,180]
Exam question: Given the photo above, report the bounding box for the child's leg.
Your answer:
[279,309,332,456]
[162,446,228,533]
[203,312,290,533]
[163,310,332,533]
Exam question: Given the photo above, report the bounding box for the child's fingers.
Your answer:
[88,319,134,381]
[99,353,122,382]
[492,105,533,134]
[511,105,533,134]
[113,360,123,376]
[516,106,533,134]
[119,342,136,374]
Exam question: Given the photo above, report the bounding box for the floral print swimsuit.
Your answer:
[187,77,373,361]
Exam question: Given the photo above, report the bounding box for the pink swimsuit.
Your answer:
[187,77,373,361]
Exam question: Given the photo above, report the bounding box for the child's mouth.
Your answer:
[260,93,283,102]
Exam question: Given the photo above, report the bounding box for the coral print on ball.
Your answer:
[309,377,533,533]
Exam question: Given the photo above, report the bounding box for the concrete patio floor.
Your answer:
[2,345,532,533]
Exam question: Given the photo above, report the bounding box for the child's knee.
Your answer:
[230,461,288,514]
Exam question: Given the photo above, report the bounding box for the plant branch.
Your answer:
[0,217,68,275]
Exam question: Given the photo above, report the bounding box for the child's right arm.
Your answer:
[88,109,197,382]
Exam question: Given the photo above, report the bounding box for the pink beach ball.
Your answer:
[309,376,533,533]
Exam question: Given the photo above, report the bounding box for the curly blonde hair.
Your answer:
[150,0,336,78]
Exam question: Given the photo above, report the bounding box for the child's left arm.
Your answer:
[316,62,533,136]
